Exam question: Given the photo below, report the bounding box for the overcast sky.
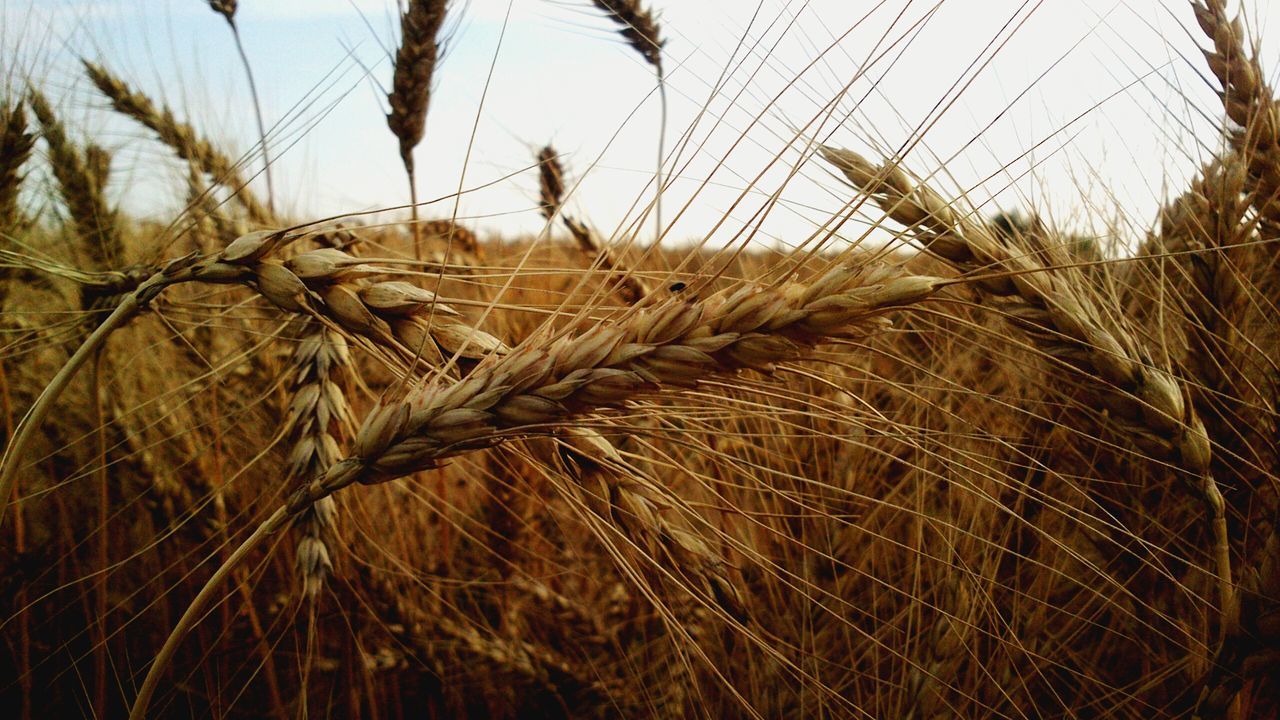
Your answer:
[4,0,1278,251]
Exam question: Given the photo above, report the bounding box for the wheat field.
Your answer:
[1,0,1279,718]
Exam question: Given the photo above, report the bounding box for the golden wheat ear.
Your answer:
[27,89,120,272]
[387,0,451,258]
[82,60,274,226]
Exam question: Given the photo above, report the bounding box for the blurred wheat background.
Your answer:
[2,0,1280,718]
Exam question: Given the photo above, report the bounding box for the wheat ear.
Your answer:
[129,262,943,718]
[822,146,1232,636]
[1149,159,1255,439]
[0,101,34,234]
[27,90,120,270]
[550,427,747,620]
[536,145,651,303]
[284,326,356,597]
[81,60,274,226]
[0,101,35,313]
[387,0,450,256]
[1191,0,1280,231]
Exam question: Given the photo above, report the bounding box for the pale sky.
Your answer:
[4,0,1278,250]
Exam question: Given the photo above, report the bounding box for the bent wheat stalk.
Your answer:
[128,261,944,718]
[0,257,200,530]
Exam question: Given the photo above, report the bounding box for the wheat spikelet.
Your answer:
[27,90,120,271]
[590,0,664,73]
[203,232,507,373]
[81,60,274,226]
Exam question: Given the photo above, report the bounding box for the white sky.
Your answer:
[5,0,1278,250]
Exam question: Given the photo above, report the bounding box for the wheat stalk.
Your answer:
[589,0,667,247]
[387,0,451,256]
[204,0,276,214]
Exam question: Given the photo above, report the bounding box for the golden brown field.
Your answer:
[2,0,1280,717]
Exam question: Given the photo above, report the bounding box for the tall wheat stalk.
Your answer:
[205,0,276,214]
[590,0,666,246]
